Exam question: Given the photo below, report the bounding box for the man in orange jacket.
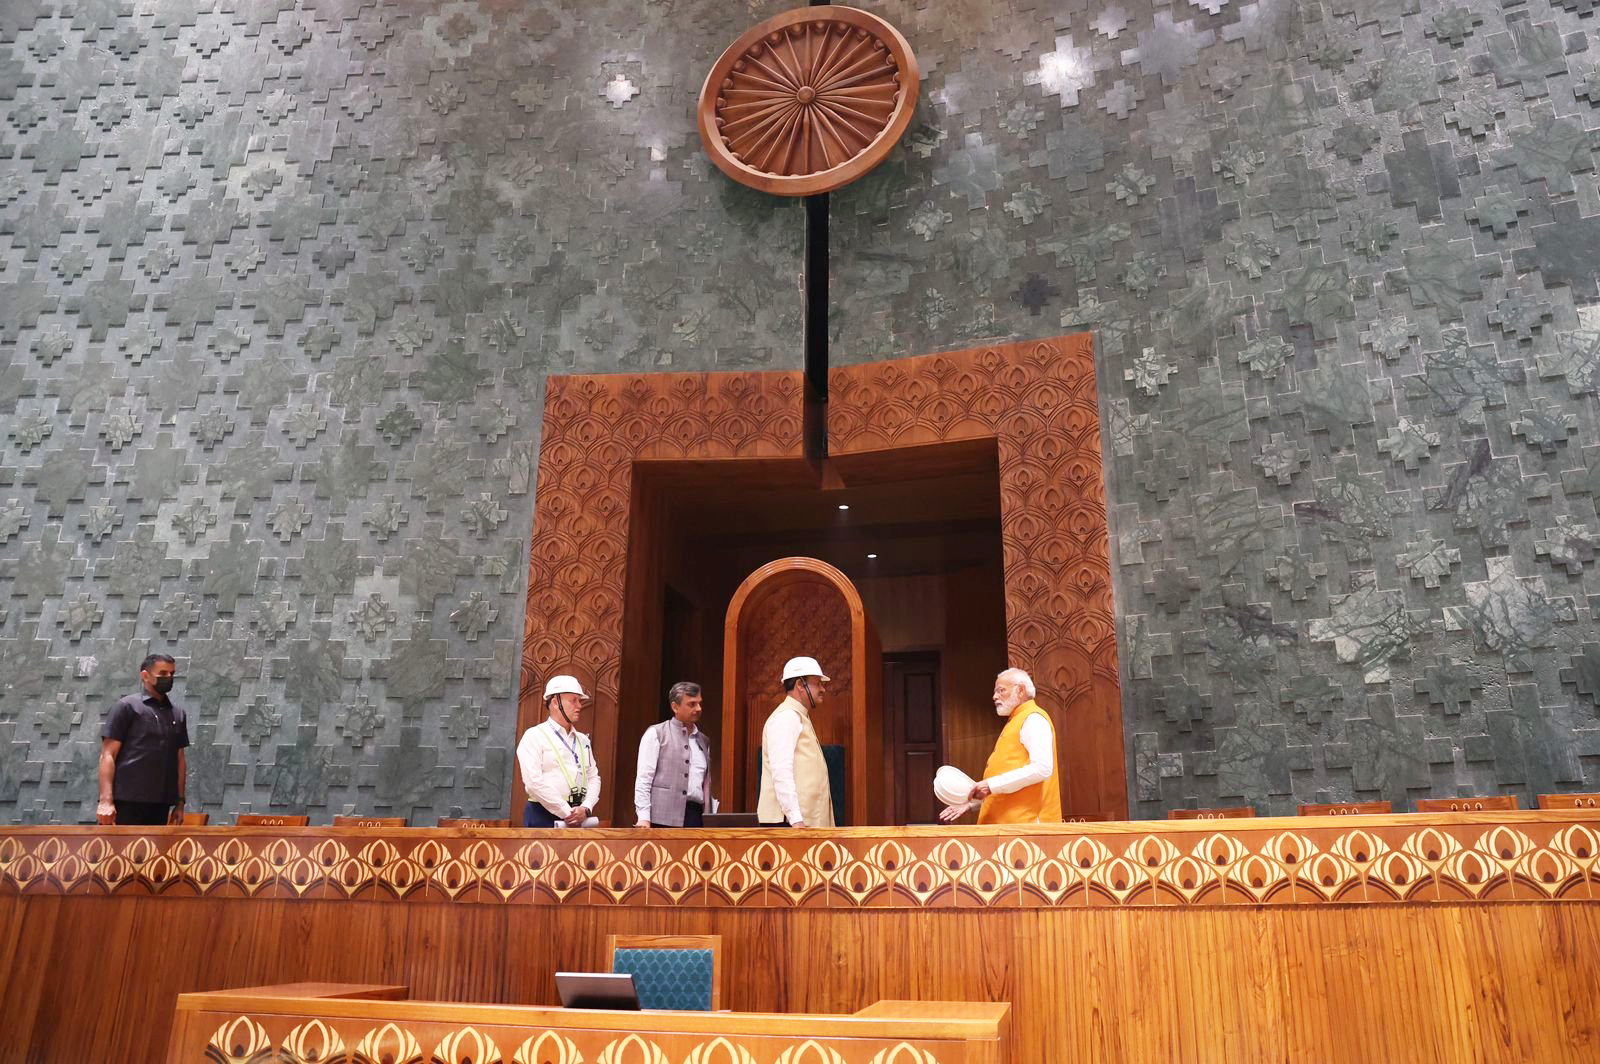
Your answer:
[939,668,1062,824]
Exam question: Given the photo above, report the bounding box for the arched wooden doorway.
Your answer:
[721,557,884,825]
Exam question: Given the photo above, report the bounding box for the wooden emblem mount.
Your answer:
[697,6,920,196]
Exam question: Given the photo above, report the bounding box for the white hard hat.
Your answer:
[542,674,590,700]
[934,765,977,806]
[781,656,830,683]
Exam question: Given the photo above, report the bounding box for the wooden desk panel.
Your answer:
[167,985,1010,1064]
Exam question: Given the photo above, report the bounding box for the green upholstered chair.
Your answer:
[606,934,721,1011]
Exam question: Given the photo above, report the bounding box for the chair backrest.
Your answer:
[438,817,512,827]
[332,815,408,827]
[180,812,210,826]
[607,934,721,1011]
[1414,795,1520,813]
[234,814,310,826]
[1167,806,1256,820]
[1297,801,1392,816]
[1537,792,1600,810]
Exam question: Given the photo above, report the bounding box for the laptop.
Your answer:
[555,971,641,1010]
[701,812,761,827]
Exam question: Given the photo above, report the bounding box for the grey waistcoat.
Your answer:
[646,719,712,827]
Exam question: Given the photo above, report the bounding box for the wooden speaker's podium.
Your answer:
[168,983,1012,1063]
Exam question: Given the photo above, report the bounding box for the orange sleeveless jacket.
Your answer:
[977,700,1062,825]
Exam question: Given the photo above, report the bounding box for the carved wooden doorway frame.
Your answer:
[518,333,1124,824]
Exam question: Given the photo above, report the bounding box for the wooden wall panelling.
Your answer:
[0,893,56,1062]
[7,891,1600,1062]
[941,558,1013,791]
[741,579,854,749]
[615,471,670,828]
[721,557,883,823]
[864,609,885,824]
[1543,904,1600,1057]
[828,336,1126,818]
[519,372,808,825]
[859,573,945,649]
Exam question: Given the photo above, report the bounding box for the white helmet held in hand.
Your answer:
[542,674,590,700]
[781,656,830,683]
[934,765,977,806]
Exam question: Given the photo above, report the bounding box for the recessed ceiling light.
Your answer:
[866,553,878,559]
[838,504,850,511]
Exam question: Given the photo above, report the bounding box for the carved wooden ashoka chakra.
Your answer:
[698,6,919,196]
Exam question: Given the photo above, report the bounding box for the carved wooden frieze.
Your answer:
[4,815,1598,908]
[828,336,1125,818]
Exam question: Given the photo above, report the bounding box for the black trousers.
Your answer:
[523,804,560,828]
[115,800,172,825]
[645,802,705,828]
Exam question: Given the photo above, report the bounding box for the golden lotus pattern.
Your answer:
[211,1021,950,1064]
[6,816,1599,908]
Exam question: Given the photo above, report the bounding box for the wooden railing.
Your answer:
[6,814,1599,1062]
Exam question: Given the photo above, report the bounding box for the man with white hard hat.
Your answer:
[517,674,602,828]
[757,656,835,828]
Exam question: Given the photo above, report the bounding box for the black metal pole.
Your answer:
[801,0,831,463]
[803,190,829,462]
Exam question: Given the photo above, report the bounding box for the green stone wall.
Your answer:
[831,0,1600,813]
[4,0,1600,821]
[0,0,800,822]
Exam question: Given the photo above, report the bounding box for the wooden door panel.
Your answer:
[887,653,942,825]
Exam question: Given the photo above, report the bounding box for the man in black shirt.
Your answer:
[97,653,190,826]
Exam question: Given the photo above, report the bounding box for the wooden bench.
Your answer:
[1537,792,1600,810]
[1297,801,1392,816]
[1167,806,1256,820]
[1414,795,1520,812]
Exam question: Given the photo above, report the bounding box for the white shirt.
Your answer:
[633,720,708,824]
[763,701,806,825]
[984,713,1055,793]
[517,719,601,818]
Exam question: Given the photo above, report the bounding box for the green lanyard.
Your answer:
[536,721,588,796]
